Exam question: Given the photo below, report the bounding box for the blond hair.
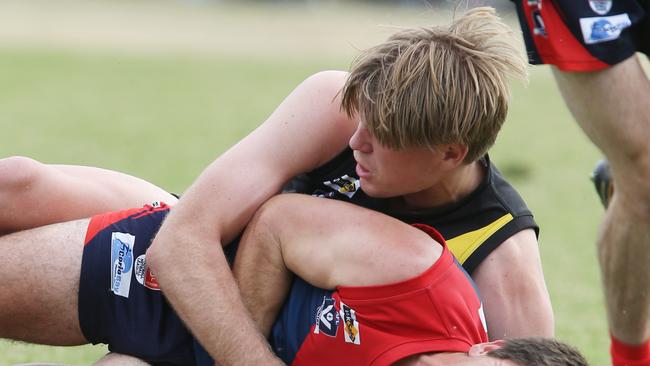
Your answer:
[341,7,527,163]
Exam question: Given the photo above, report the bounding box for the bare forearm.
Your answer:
[148,227,283,365]
[234,209,294,337]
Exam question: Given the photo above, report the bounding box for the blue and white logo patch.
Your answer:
[314,296,339,337]
[110,232,135,298]
[580,13,631,45]
[589,0,612,16]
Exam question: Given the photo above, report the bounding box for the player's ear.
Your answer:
[467,340,506,357]
[440,143,468,167]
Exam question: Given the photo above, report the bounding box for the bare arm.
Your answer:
[233,194,441,337]
[472,229,554,339]
[0,156,177,235]
[146,71,356,365]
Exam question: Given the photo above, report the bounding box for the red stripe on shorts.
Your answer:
[83,203,170,245]
[523,0,609,71]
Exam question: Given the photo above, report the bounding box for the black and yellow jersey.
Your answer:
[288,147,538,275]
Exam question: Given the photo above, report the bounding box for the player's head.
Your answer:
[341,7,527,197]
[408,338,588,366]
[483,338,589,366]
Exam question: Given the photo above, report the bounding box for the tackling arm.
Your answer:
[146,71,356,365]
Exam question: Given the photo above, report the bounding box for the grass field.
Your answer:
[0,0,610,364]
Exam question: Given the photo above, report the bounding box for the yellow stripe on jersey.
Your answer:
[446,213,513,264]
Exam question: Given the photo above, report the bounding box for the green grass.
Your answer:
[0,1,611,365]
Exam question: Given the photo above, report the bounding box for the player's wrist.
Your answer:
[611,334,650,366]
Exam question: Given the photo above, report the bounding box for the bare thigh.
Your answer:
[0,219,88,345]
[0,157,177,234]
[93,353,151,366]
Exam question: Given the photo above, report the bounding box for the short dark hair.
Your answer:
[488,337,589,366]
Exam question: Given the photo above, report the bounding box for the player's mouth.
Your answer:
[355,161,371,178]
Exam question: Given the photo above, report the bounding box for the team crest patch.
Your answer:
[580,13,631,45]
[340,302,360,345]
[589,0,612,16]
[314,296,339,337]
[110,232,135,298]
[323,175,360,199]
[134,255,160,291]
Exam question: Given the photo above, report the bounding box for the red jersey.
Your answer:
[291,224,489,366]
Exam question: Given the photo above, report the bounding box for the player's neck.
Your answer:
[399,161,485,210]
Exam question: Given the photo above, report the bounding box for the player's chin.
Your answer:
[359,180,396,198]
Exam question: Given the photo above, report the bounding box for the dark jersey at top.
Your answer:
[269,148,538,363]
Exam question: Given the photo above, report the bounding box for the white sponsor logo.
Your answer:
[110,232,135,298]
[580,13,631,45]
[589,0,612,16]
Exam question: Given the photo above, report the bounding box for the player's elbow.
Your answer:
[0,156,43,192]
[146,211,221,280]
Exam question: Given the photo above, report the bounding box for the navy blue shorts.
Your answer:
[78,203,196,366]
[512,0,650,71]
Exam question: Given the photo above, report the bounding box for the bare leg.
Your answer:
[552,55,650,343]
[0,156,177,235]
[233,193,441,336]
[93,353,151,366]
[0,219,88,345]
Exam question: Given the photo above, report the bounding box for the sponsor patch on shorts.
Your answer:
[314,296,339,337]
[110,232,135,298]
[580,13,632,45]
[134,254,160,291]
[340,302,360,345]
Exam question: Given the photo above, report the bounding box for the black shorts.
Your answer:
[78,203,196,366]
[512,0,650,71]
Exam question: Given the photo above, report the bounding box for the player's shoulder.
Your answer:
[485,156,534,218]
[301,70,349,91]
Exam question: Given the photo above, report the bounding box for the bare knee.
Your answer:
[0,156,47,193]
[609,152,650,214]
[94,353,151,366]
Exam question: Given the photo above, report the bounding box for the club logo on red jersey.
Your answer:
[589,0,612,16]
[340,302,360,345]
[134,254,160,291]
[110,232,135,298]
[314,296,339,337]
